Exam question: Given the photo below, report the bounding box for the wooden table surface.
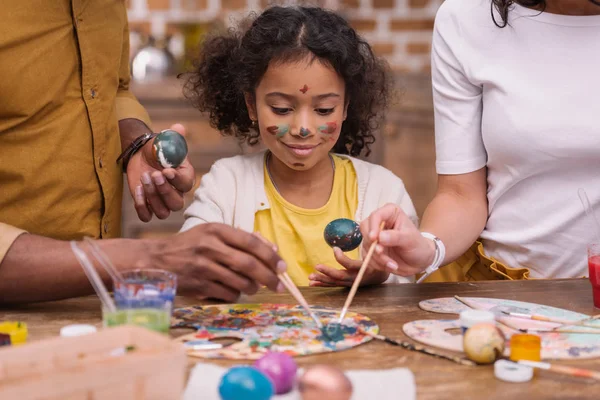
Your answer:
[2,279,598,399]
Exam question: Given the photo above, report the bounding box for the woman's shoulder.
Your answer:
[435,0,491,27]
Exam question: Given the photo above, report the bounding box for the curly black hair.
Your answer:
[492,0,600,27]
[182,6,392,157]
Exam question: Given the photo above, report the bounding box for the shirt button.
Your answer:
[91,89,96,99]
[103,223,109,234]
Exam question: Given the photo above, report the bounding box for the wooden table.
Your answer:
[2,279,598,399]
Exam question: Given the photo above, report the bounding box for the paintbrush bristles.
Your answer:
[338,222,385,322]
[277,273,323,329]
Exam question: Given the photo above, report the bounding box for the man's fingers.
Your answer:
[215,225,285,275]
[170,123,186,136]
[141,172,171,219]
[197,259,260,295]
[163,160,195,193]
[133,185,152,222]
[152,171,185,211]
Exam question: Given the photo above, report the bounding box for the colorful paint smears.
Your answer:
[172,303,378,360]
[299,127,311,137]
[402,297,600,360]
[266,125,290,138]
[299,85,309,94]
[318,122,337,135]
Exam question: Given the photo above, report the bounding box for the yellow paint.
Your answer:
[0,321,28,345]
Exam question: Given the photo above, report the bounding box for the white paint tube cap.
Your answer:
[459,310,496,329]
[494,360,533,383]
[60,324,98,337]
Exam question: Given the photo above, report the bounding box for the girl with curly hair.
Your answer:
[362,0,600,283]
[180,6,417,288]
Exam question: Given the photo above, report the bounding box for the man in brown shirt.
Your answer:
[0,0,285,303]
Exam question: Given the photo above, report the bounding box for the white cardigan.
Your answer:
[182,150,417,230]
[180,151,418,283]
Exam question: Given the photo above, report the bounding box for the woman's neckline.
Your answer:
[512,2,600,26]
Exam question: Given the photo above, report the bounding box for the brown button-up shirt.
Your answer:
[0,0,151,262]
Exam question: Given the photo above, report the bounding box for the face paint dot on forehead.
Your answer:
[299,84,309,94]
[266,124,290,138]
[318,122,337,135]
[299,127,311,137]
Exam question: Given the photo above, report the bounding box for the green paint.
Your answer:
[103,308,170,334]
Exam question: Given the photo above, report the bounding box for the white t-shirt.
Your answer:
[432,0,600,278]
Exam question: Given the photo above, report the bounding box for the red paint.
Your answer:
[323,122,337,134]
[266,126,278,135]
[299,84,309,94]
[588,255,600,308]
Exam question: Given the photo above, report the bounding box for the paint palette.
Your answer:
[172,304,378,360]
[402,297,600,360]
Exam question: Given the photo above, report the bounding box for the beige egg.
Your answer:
[299,364,353,400]
[463,323,506,364]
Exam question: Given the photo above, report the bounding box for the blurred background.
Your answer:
[123,0,441,239]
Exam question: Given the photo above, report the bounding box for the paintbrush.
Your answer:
[454,296,526,332]
[70,241,117,313]
[277,272,323,329]
[516,360,600,381]
[360,329,476,366]
[501,311,600,330]
[338,222,385,322]
[251,231,323,329]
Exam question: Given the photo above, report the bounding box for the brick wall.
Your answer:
[126,0,442,72]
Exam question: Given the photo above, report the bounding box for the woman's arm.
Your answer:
[420,168,488,264]
[359,169,487,277]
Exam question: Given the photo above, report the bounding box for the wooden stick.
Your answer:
[454,296,525,332]
[277,273,323,329]
[83,237,124,282]
[517,360,600,381]
[501,311,576,326]
[361,330,476,367]
[338,222,385,322]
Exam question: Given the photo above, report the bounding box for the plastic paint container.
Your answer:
[459,310,496,334]
[0,321,28,345]
[509,334,541,362]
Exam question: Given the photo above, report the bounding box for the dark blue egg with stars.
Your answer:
[323,218,363,252]
[152,129,188,169]
[219,366,274,400]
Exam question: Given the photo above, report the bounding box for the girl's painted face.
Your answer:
[245,55,347,171]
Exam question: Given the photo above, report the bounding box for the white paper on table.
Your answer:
[183,362,416,400]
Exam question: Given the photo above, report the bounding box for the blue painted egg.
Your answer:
[219,366,274,400]
[152,129,188,168]
[323,218,363,252]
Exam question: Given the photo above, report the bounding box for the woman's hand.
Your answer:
[308,247,390,287]
[360,203,436,277]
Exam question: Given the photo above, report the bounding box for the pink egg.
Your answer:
[253,352,298,394]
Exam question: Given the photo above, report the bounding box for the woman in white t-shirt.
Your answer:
[359,0,600,282]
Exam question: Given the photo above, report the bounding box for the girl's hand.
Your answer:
[308,247,390,287]
[360,203,436,277]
